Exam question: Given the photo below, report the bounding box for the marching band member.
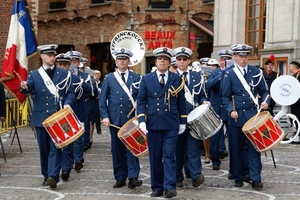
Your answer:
[169,56,178,73]
[222,44,269,189]
[289,61,300,122]
[137,47,187,198]
[174,47,207,188]
[100,47,143,189]
[91,70,102,137]
[216,50,232,159]
[263,58,279,116]
[55,53,91,181]
[20,44,75,188]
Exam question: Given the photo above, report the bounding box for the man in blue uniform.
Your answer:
[137,47,187,198]
[222,44,269,190]
[100,47,143,189]
[174,47,207,188]
[20,44,75,188]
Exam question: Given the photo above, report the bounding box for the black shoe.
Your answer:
[84,144,91,151]
[252,181,263,190]
[219,151,229,159]
[150,190,163,197]
[113,180,126,188]
[61,171,69,181]
[97,131,102,134]
[81,158,85,163]
[164,189,177,198]
[90,141,93,146]
[213,165,220,170]
[234,180,244,187]
[176,181,183,188]
[228,173,234,180]
[192,174,204,187]
[47,177,57,188]
[243,174,251,183]
[74,161,83,172]
[128,178,143,189]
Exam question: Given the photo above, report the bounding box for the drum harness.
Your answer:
[233,64,265,111]
[38,67,72,109]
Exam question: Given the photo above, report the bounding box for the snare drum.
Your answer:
[187,104,223,140]
[42,107,84,148]
[117,117,148,158]
[242,111,284,152]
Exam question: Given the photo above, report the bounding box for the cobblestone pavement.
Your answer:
[0,126,300,200]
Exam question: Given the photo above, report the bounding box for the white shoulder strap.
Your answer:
[38,67,59,100]
[233,65,258,107]
[113,71,135,109]
[184,85,194,106]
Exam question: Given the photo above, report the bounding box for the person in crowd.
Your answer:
[0,82,6,123]
[20,44,75,188]
[92,70,102,136]
[174,47,207,188]
[100,47,143,189]
[263,59,279,116]
[169,56,178,73]
[289,61,300,121]
[137,47,187,198]
[222,44,269,190]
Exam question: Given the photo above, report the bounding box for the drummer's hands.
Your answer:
[102,118,110,127]
[203,101,210,105]
[139,122,148,134]
[230,111,238,119]
[260,102,268,110]
[20,81,28,90]
[64,104,71,109]
[178,124,186,135]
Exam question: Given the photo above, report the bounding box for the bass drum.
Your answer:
[110,30,145,67]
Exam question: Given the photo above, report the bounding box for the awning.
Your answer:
[189,17,213,36]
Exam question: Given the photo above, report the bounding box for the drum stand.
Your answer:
[7,97,22,153]
[265,151,276,168]
[27,96,36,138]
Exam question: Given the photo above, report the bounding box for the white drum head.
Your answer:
[270,75,300,106]
[187,104,209,123]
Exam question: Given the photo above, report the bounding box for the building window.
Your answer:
[246,0,266,59]
[149,0,173,8]
[49,0,66,9]
[92,0,105,3]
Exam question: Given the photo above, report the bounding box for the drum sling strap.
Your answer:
[184,85,194,106]
[113,71,136,115]
[38,67,60,104]
[233,65,259,109]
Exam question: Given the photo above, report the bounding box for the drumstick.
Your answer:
[253,94,269,121]
[14,70,28,90]
[101,121,121,129]
[232,95,237,122]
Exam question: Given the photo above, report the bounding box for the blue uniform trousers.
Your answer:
[148,130,178,192]
[210,128,221,166]
[186,132,202,183]
[36,127,62,182]
[62,144,74,173]
[109,127,140,181]
[228,126,261,182]
[176,131,187,182]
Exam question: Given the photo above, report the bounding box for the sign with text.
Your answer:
[144,31,175,50]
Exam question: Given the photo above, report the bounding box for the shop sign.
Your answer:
[144,30,175,50]
[145,14,176,24]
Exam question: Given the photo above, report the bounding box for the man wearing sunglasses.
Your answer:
[174,47,209,189]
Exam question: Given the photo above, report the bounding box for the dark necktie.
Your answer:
[160,74,165,88]
[182,72,188,85]
[243,69,247,79]
[121,73,126,83]
[46,68,54,80]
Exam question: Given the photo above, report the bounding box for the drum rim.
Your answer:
[117,116,139,137]
[42,107,72,126]
[242,111,270,132]
[187,104,209,123]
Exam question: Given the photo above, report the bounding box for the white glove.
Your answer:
[139,122,148,134]
[178,124,186,135]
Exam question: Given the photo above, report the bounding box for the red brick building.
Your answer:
[1,0,214,78]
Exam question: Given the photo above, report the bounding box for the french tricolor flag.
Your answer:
[1,0,37,103]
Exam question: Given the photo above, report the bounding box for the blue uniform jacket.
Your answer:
[20,67,75,127]
[137,71,187,130]
[221,65,270,127]
[99,71,140,126]
[178,71,207,113]
[206,68,228,120]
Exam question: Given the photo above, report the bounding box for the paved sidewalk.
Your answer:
[0,126,300,200]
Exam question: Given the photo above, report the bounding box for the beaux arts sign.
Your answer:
[143,15,176,50]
